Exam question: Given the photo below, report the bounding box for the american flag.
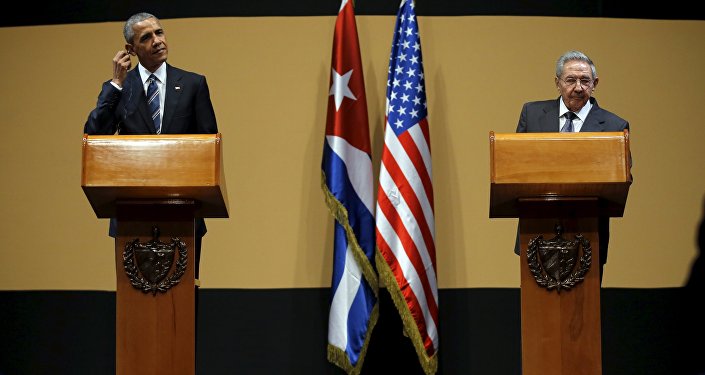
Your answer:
[321,0,379,373]
[375,0,438,374]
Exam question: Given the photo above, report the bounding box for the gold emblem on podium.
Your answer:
[527,224,591,292]
[123,226,188,295]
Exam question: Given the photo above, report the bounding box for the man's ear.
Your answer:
[125,44,135,56]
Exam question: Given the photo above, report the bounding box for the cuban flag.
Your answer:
[321,0,379,373]
[375,0,439,374]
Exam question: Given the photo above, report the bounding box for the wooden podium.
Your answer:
[81,134,228,375]
[489,131,631,375]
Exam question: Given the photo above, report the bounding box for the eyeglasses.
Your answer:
[559,77,594,88]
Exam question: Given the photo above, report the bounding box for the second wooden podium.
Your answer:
[489,131,631,375]
[82,133,228,375]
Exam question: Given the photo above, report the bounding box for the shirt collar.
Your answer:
[138,63,167,85]
[559,97,593,121]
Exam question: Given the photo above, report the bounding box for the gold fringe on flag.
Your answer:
[375,251,438,375]
[326,302,379,375]
[321,170,380,292]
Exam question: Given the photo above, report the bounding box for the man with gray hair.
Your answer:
[514,50,630,282]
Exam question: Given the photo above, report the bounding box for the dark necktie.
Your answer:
[147,74,161,134]
[561,112,575,133]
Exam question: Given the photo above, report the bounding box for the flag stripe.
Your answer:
[324,145,376,287]
[375,205,439,349]
[328,223,376,364]
[377,166,439,320]
[386,122,436,243]
[403,118,434,209]
[378,153,436,282]
[326,135,374,214]
[328,226,362,349]
[375,226,433,334]
[376,196,439,329]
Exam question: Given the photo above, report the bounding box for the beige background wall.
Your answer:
[0,16,703,290]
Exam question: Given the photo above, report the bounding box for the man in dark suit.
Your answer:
[84,12,218,279]
[514,50,630,282]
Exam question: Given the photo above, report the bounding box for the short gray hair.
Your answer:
[556,50,597,78]
[123,12,157,44]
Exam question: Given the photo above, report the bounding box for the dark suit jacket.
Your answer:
[84,63,218,237]
[517,97,628,134]
[514,97,630,267]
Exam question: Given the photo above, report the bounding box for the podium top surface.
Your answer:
[81,133,228,218]
[489,131,631,218]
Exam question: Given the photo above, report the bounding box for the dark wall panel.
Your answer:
[1,0,703,27]
[0,291,115,375]
[1,288,702,375]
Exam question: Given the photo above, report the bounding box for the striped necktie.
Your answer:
[561,112,575,133]
[147,74,161,134]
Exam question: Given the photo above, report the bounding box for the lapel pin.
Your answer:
[175,85,181,90]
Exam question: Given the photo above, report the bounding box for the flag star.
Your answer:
[397,106,407,115]
[398,53,407,62]
[408,14,416,23]
[402,40,410,49]
[406,68,416,77]
[389,104,395,113]
[401,93,410,103]
[404,81,413,90]
[390,91,398,100]
[405,27,413,36]
[394,118,404,128]
[395,66,404,75]
[415,83,423,92]
[413,96,421,105]
[410,109,419,118]
[419,72,424,80]
[410,55,419,64]
[329,68,357,111]
[413,41,420,51]
[393,78,401,87]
